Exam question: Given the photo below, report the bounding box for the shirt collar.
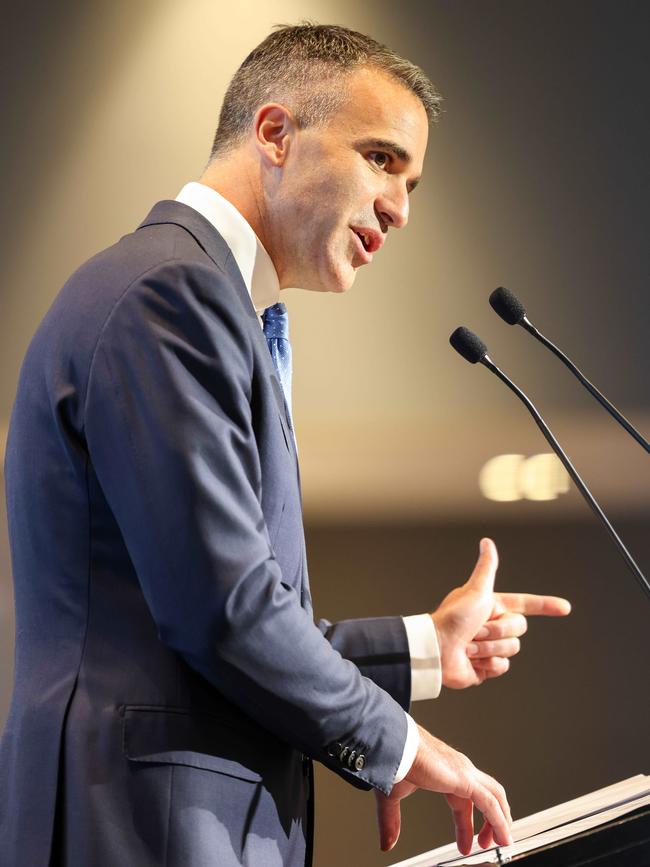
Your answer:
[175,181,280,314]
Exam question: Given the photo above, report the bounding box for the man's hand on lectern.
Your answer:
[375,724,513,854]
[432,538,571,689]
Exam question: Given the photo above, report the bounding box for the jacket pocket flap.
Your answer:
[122,705,263,783]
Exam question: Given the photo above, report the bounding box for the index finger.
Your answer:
[495,592,571,617]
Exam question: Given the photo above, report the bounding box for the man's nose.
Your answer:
[376,183,409,230]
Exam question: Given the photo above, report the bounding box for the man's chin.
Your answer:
[297,271,356,294]
[283,259,358,293]
[326,262,358,293]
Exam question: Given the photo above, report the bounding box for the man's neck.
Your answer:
[199,157,268,251]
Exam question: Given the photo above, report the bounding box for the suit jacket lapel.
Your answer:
[136,201,298,464]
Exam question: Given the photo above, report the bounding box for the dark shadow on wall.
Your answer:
[1,508,648,865]
[0,0,165,412]
[372,0,650,412]
[307,517,650,866]
[0,0,162,253]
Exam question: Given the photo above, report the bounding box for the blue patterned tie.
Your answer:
[262,302,293,424]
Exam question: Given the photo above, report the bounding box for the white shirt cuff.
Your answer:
[393,712,419,784]
[403,613,442,701]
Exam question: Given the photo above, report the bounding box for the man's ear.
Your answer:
[253,103,295,166]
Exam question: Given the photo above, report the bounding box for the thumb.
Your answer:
[376,793,402,852]
[466,537,498,594]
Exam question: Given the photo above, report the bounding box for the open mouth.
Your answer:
[350,228,373,264]
[353,229,372,252]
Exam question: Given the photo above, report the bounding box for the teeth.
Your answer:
[355,231,369,251]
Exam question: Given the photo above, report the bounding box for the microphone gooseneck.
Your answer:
[449,326,650,602]
[489,287,650,454]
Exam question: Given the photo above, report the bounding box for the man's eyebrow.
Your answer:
[357,138,421,190]
[357,137,412,163]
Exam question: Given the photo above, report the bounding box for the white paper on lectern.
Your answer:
[388,774,650,867]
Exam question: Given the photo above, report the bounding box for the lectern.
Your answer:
[389,776,650,867]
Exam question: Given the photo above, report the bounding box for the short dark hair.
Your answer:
[209,23,442,160]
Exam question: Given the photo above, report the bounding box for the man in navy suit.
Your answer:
[0,24,570,867]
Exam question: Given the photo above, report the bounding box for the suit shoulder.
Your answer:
[103,256,253,343]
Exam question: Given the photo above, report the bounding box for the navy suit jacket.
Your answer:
[0,200,412,867]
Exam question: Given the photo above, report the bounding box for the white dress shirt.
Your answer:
[175,181,442,783]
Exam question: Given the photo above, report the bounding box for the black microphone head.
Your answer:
[490,286,526,325]
[449,326,488,364]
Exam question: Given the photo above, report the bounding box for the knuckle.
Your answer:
[458,761,476,790]
[480,789,498,815]
[454,772,471,798]
[486,777,506,800]
[458,755,473,776]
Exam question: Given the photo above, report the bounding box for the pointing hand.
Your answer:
[431,538,571,689]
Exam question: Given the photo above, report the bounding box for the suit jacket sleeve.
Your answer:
[317,617,411,712]
[84,259,407,794]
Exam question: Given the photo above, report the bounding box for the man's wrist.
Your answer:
[393,712,419,784]
[431,610,453,678]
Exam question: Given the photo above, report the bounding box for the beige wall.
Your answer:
[2,0,648,518]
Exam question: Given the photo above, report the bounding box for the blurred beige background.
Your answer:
[1,1,649,864]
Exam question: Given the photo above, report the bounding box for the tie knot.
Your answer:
[262,302,289,339]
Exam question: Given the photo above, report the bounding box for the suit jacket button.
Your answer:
[354,754,366,771]
[347,750,357,768]
[339,747,350,764]
[327,742,343,758]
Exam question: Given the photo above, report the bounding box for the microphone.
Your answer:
[489,287,650,454]
[449,326,650,602]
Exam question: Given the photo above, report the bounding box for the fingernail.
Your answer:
[475,626,489,639]
[467,643,478,656]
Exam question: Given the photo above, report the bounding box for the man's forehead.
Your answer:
[332,66,428,164]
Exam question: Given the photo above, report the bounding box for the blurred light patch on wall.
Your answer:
[297,411,649,521]
[479,453,570,502]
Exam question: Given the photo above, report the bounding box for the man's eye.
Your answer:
[369,152,390,169]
